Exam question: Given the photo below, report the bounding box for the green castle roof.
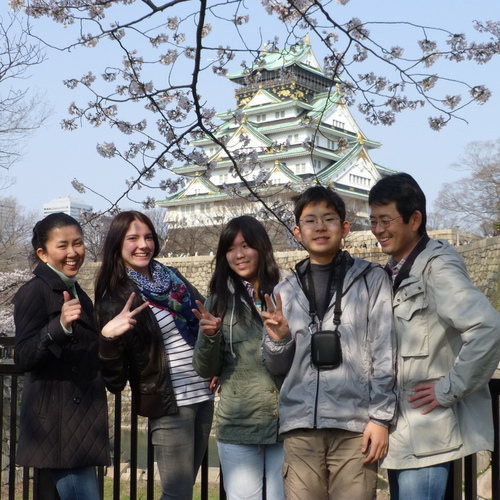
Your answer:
[227,41,325,81]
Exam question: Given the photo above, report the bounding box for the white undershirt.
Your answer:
[150,304,213,407]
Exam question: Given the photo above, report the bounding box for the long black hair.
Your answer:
[94,211,160,305]
[209,216,280,321]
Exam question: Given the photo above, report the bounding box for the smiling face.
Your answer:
[36,225,85,278]
[121,219,156,277]
[293,201,350,265]
[370,201,422,262]
[226,231,260,288]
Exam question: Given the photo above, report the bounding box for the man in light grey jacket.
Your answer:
[369,172,500,500]
[262,186,396,500]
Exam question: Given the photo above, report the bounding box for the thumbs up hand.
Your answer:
[61,290,82,330]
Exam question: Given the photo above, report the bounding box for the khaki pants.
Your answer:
[283,428,377,500]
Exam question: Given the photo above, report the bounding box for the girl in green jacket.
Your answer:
[192,216,284,500]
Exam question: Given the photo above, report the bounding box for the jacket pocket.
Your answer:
[283,462,289,478]
[402,400,462,457]
[395,283,429,357]
[218,376,252,422]
[34,379,51,419]
[222,317,250,344]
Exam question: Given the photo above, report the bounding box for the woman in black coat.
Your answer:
[14,213,109,500]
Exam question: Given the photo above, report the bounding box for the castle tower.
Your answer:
[157,40,395,228]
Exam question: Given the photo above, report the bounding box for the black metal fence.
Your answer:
[1,334,499,499]
[0,335,225,500]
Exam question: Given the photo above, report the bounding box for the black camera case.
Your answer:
[311,329,342,369]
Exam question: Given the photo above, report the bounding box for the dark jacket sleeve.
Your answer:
[96,297,130,394]
[14,278,72,371]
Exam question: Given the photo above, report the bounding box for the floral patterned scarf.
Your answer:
[126,260,198,347]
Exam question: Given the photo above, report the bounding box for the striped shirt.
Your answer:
[151,304,213,407]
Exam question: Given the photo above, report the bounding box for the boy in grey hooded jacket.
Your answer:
[262,186,396,500]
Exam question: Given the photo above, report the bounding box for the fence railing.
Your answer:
[0,335,225,500]
[1,335,499,499]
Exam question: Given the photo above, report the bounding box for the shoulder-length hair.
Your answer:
[94,211,160,305]
[209,216,280,320]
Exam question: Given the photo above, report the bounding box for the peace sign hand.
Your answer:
[101,292,149,339]
[261,292,290,341]
[192,300,221,337]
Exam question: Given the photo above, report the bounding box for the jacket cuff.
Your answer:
[201,330,221,345]
[99,335,123,358]
[46,316,72,345]
[370,418,390,428]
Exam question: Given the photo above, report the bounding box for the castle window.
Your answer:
[349,174,371,187]
[295,163,306,174]
[203,202,213,212]
[327,139,337,150]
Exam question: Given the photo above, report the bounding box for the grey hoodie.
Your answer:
[262,253,397,435]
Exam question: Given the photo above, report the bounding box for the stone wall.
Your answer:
[452,236,500,308]
[78,234,500,307]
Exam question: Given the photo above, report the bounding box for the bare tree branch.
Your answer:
[434,138,500,235]
[10,0,500,220]
[0,12,49,170]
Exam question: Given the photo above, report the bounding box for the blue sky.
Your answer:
[2,0,499,219]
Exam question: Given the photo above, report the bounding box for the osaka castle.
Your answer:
[157,39,395,227]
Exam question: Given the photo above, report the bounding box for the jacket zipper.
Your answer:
[310,261,374,428]
[313,318,323,427]
[313,368,320,427]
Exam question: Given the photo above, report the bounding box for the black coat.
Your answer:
[13,263,110,469]
[97,267,203,418]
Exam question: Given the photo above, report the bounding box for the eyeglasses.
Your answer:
[367,215,403,229]
[299,216,342,227]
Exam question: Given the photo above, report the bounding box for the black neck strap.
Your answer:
[303,253,347,327]
[332,256,346,328]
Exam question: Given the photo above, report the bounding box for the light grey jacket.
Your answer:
[262,254,397,435]
[382,238,500,469]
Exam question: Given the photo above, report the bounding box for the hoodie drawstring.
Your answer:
[229,295,237,358]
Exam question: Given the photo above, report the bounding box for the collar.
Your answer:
[389,234,430,290]
[47,264,78,297]
[295,249,344,277]
[33,262,72,291]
